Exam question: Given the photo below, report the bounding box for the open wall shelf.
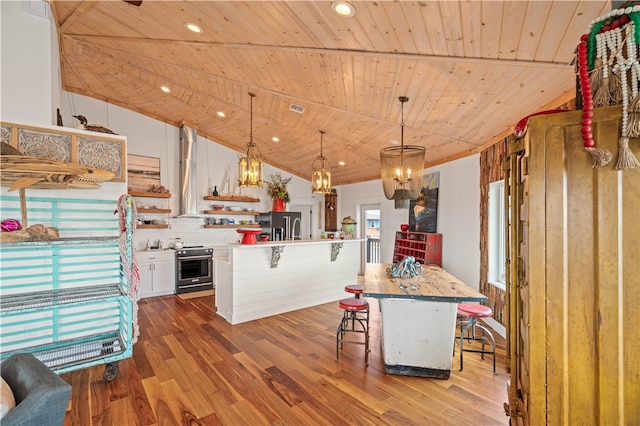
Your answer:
[204,195,259,202]
[129,191,171,198]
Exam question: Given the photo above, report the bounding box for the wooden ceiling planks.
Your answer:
[418,1,450,56]
[459,1,483,58]
[346,2,393,53]
[480,2,505,59]
[437,1,465,58]
[497,2,529,61]
[50,0,610,185]
[518,2,554,63]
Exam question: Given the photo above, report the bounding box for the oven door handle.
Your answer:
[177,255,212,260]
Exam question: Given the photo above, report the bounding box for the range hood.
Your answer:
[178,122,203,217]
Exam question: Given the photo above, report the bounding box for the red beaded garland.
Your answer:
[577,36,595,149]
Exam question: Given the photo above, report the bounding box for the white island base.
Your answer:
[379,298,458,378]
[215,239,362,325]
[363,263,487,379]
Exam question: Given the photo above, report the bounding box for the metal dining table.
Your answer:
[363,263,487,378]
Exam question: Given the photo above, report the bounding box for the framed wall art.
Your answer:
[408,171,439,233]
[126,154,161,192]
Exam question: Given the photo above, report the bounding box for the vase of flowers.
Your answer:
[265,173,291,212]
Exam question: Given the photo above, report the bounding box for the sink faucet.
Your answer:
[292,217,301,240]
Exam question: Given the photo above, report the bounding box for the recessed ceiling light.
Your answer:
[185,23,203,33]
[272,137,279,142]
[216,111,225,117]
[160,86,170,93]
[331,1,356,17]
[338,161,346,166]
[390,139,400,145]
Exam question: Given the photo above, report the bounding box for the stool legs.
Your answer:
[336,306,370,366]
[456,317,496,374]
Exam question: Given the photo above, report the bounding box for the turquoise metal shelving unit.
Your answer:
[0,195,134,381]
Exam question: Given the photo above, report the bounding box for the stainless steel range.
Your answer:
[175,246,213,294]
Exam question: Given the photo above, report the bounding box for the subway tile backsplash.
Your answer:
[132,198,246,251]
[133,218,243,251]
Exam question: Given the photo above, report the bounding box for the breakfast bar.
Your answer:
[215,238,362,325]
[363,263,487,378]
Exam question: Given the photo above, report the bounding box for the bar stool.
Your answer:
[456,303,496,374]
[336,297,370,366]
[344,284,363,298]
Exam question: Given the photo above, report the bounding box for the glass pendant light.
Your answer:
[380,96,426,209]
[238,92,264,188]
[311,130,332,194]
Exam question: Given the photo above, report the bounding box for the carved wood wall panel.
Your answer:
[1,122,126,182]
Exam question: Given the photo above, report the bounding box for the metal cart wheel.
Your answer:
[103,362,119,382]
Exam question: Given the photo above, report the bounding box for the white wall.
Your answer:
[1,1,53,125]
[1,3,482,289]
[0,2,126,202]
[339,155,481,289]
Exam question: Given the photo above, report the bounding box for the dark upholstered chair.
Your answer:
[0,353,71,426]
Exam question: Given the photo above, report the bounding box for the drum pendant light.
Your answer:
[238,92,264,188]
[379,96,425,209]
[311,130,332,194]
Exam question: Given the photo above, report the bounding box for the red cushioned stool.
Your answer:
[336,297,370,366]
[455,303,496,374]
[344,285,367,329]
[344,284,363,298]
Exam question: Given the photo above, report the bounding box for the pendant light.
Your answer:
[238,92,264,188]
[380,96,426,209]
[311,130,332,194]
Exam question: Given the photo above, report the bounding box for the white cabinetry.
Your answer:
[137,251,175,298]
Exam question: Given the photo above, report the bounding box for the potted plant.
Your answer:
[265,173,292,211]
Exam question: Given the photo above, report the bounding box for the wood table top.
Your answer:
[362,263,487,303]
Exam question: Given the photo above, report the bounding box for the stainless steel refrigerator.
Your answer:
[257,211,302,241]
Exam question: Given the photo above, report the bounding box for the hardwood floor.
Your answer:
[62,294,510,425]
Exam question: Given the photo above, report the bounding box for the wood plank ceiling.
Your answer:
[49,0,610,185]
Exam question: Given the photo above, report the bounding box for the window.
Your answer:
[488,180,506,290]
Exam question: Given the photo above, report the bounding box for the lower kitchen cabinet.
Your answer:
[137,251,175,298]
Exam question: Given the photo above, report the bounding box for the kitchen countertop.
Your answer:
[135,248,175,253]
[205,244,230,250]
[231,238,363,248]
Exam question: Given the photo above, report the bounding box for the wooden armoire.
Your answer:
[505,105,639,425]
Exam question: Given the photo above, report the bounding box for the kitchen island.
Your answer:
[215,239,362,325]
[363,263,486,378]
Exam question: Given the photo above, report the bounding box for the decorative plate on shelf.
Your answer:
[226,206,242,211]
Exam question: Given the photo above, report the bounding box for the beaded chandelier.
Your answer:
[380,96,425,209]
[238,92,264,187]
